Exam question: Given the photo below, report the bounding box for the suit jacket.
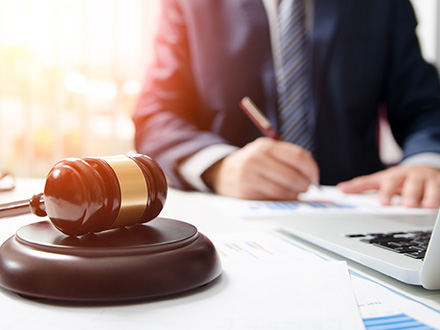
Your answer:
[133,0,440,189]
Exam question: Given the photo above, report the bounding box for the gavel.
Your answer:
[0,154,168,236]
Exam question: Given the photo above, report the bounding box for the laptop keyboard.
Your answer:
[346,231,432,260]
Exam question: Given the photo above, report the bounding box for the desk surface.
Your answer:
[161,187,440,310]
[0,178,439,329]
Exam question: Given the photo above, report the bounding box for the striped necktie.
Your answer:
[276,0,313,150]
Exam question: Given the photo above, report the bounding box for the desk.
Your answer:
[161,188,440,309]
[0,178,439,329]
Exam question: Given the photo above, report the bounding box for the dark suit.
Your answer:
[133,0,440,190]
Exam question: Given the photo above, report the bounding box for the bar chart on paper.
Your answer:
[213,233,318,261]
[350,269,440,330]
[200,186,437,218]
[248,200,354,211]
[363,314,436,330]
[214,233,440,330]
[210,233,365,330]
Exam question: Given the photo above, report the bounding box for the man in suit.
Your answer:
[133,0,440,208]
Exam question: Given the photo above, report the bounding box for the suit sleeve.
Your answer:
[385,0,440,160]
[132,0,229,189]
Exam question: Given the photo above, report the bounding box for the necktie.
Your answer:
[276,0,313,150]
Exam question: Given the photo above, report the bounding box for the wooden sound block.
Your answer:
[0,218,222,302]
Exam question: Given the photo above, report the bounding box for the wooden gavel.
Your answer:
[0,155,168,236]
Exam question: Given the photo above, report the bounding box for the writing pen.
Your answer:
[239,97,281,140]
[239,96,321,189]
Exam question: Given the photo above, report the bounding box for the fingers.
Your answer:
[400,173,425,208]
[378,175,404,206]
[252,138,319,193]
[338,173,402,206]
[337,175,381,193]
[214,153,300,200]
[338,166,440,209]
[421,179,440,208]
[209,137,320,200]
[268,140,320,184]
[337,174,400,205]
[399,169,440,209]
[210,138,440,209]
[255,149,312,193]
[243,172,301,200]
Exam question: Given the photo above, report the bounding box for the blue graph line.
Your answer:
[272,233,440,330]
[267,202,299,210]
[364,313,435,329]
[333,203,356,209]
[251,201,356,211]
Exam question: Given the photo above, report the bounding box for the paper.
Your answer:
[199,185,437,218]
[277,234,440,330]
[1,231,439,330]
[351,273,440,330]
[1,179,439,329]
[0,232,364,330]
[211,233,365,329]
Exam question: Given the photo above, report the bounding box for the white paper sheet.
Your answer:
[0,232,364,330]
[276,233,440,330]
[352,273,440,330]
[199,185,437,218]
[211,233,365,329]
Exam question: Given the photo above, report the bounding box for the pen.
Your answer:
[239,96,321,189]
[239,97,281,140]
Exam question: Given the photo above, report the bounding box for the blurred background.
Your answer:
[0,0,439,178]
[0,0,160,177]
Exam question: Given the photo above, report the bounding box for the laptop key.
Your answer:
[404,250,426,259]
[348,230,432,261]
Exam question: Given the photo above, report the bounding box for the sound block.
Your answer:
[0,218,222,302]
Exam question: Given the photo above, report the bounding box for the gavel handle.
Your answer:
[0,193,46,219]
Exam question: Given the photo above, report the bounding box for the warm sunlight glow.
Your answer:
[64,72,87,94]
[0,0,437,177]
[0,0,160,177]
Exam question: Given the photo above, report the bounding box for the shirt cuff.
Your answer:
[400,152,440,170]
[179,144,239,192]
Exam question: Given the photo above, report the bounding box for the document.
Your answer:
[352,273,440,330]
[198,185,436,218]
[276,233,440,330]
[0,232,364,330]
[211,232,365,329]
[1,229,439,329]
[219,232,440,330]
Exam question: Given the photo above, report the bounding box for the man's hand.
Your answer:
[337,166,440,209]
[202,137,319,200]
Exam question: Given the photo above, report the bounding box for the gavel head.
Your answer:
[39,154,167,236]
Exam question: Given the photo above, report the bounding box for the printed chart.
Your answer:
[215,233,440,330]
[201,185,437,218]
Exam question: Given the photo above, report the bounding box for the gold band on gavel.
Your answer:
[102,155,148,228]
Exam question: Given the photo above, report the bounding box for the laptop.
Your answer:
[274,210,440,289]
